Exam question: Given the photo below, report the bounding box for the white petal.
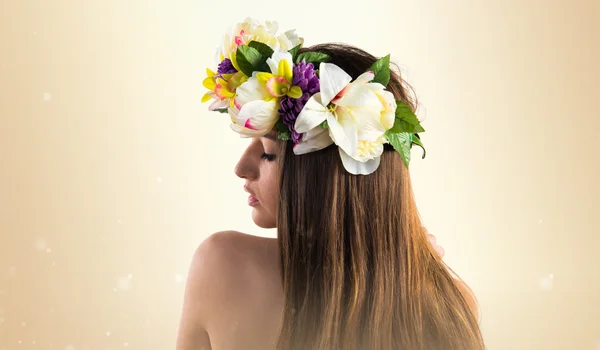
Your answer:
[208,99,229,111]
[228,106,242,124]
[235,74,270,107]
[353,71,375,85]
[319,63,352,106]
[266,51,293,75]
[214,47,222,64]
[334,84,380,109]
[265,20,279,34]
[242,17,259,26]
[276,34,292,51]
[282,29,303,49]
[327,112,357,156]
[294,93,329,133]
[293,128,333,155]
[337,106,386,141]
[380,90,396,130]
[230,123,265,137]
[338,148,381,175]
[230,104,267,137]
[237,100,279,133]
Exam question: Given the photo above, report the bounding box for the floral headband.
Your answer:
[202,18,426,175]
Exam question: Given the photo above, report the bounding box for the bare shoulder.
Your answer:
[176,231,279,350]
[193,230,278,278]
[188,230,278,309]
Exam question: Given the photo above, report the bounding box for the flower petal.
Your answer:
[353,71,375,85]
[334,84,380,109]
[201,93,212,103]
[319,63,352,106]
[209,99,229,111]
[293,127,333,155]
[379,90,396,130]
[235,74,271,107]
[203,76,216,90]
[327,112,357,156]
[229,104,277,138]
[230,123,265,137]
[256,72,274,86]
[337,106,386,141]
[338,148,381,175]
[294,93,329,133]
[230,51,241,71]
[265,76,291,97]
[238,99,279,133]
[282,29,303,49]
[287,86,303,99]
[265,20,279,34]
[266,51,294,78]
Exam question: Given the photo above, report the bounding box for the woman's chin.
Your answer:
[251,209,276,229]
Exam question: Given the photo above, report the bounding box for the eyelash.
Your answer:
[261,153,277,161]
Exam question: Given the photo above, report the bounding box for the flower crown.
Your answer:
[203,18,426,175]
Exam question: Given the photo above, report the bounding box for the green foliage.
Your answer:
[236,45,265,76]
[385,130,412,168]
[276,120,291,141]
[368,54,391,86]
[295,52,330,65]
[288,43,302,61]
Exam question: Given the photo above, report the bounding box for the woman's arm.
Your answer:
[176,238,214,350]
[177,231,244,350]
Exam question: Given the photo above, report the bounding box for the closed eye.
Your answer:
[261,153,277,161]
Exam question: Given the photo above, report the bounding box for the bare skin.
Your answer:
[175,131,476,350]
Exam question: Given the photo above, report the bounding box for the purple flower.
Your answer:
[217,58,237,76]
[278,61,320,143]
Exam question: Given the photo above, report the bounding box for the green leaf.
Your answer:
[411,134,426,159]
[277,131,291,141]
[296,52,330,65]
[288,43,302,60]
[368,54,391,86]
[395,101,420,125]
[385,130,412,168]
[213,108,229,114]
[319,120,329,129]
[276,120,291,141]
[236,45,263,77]
[390,118,425,134]
[389,101,425,133]
[248,41,274,60]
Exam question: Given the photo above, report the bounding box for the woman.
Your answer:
[177,19,485,350]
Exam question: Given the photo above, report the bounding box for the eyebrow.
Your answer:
[262,133,276,141]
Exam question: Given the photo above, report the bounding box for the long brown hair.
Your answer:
[275,44,485,349]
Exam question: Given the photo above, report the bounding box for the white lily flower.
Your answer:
[294,63,397,175]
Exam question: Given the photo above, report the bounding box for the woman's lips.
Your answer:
[248,195,260,206]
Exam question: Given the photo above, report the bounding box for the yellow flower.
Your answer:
[202,68,248,110]
[256,52,302,99]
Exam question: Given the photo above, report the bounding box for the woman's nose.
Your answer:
[234,152,257,180]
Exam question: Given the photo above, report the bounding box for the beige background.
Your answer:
[1,0,599,349]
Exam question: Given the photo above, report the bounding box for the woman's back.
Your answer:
[176,230,479,350]
[176,231,283,350]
